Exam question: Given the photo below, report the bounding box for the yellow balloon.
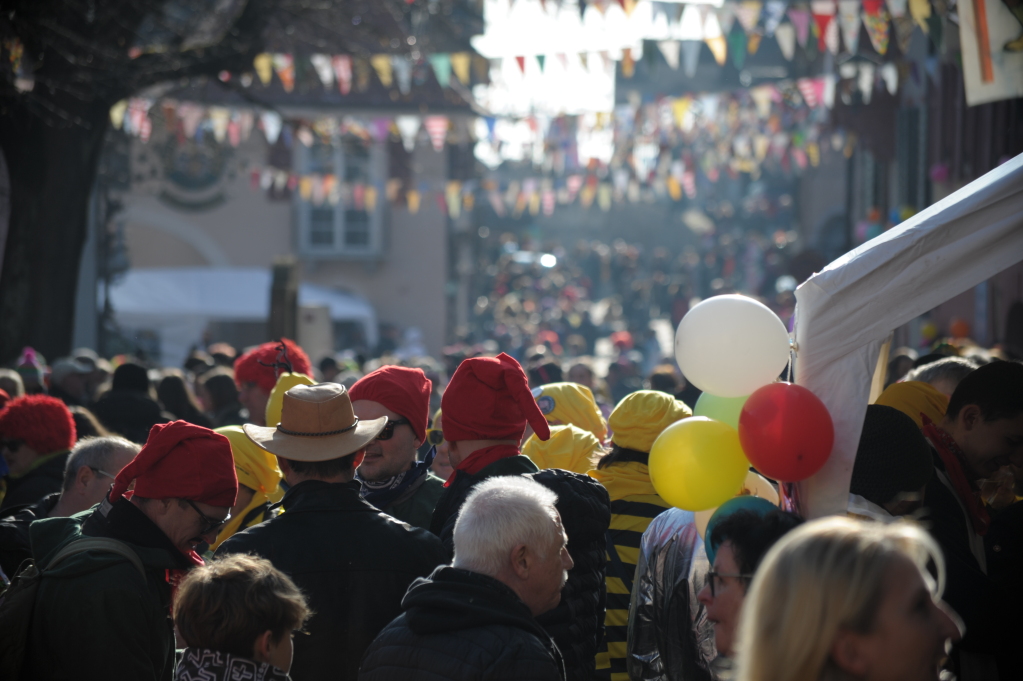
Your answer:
[649,416,750,512]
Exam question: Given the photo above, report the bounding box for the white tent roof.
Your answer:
[109,267,378,367]
[794,153,1023,518]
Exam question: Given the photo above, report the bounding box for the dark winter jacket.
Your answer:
[530,468,611,681]
[0,451,69,511]
[26,497,196,681]
[91,390,171,443]
[428,456,610,681]
[359,566,566,681]
[0,491,58,576]
[217,480,448,681]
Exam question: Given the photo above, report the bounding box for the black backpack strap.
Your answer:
[45,538,145,578]
[605,530,633,594]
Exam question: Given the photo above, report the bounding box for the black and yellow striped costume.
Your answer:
[589,460,671,681]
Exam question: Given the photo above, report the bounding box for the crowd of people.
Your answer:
[0,329,1020,681]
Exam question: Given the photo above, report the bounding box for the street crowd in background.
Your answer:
[0,309,1021,681]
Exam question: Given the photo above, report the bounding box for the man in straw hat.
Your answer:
[216,383,447,681]
[22,420,238,680]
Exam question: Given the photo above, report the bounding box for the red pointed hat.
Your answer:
[109,421,238,507]
[441,353,551,443]
[349,366,432,443]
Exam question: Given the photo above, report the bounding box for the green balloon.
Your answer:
[694,393,749,430]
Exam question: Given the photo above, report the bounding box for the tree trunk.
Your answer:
[0,98,110,364]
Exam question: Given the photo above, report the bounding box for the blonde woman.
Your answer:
[736,517,961,681]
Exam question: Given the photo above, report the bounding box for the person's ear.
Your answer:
[413,437,423,450]
[352,451,365,468]
[960,404,983,432]
[252,630,274,665]
[830,630,868,678]
[510,544,530,580]
[276,457,292,476]
[75,464,95,491]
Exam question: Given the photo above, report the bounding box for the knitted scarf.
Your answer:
[358,446,436,509]
[175,648,291,681]
[921,415,990,535]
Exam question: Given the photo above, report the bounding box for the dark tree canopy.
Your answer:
[0,0,480,364]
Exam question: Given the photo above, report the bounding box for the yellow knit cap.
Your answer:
[522,424,605,475]
[264,372,316,427]
[533,382,608,442]
[874,380,948,428]
[608,390,692,452]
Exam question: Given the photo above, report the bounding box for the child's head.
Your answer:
[173,554,311,672]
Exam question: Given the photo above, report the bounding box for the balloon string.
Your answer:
[787,343,796,383]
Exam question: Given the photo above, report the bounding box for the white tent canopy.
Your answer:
[109,267,378,368]
[794,153,1023,518]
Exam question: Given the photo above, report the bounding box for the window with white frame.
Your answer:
[295,134,383,258]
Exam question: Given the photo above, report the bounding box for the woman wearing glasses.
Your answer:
[696,510,803,662]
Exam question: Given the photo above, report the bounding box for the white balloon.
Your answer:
[675,294,790,398]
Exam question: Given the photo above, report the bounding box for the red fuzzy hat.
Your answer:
[349,366,432,443]
[109,421,238,508]
[0,394,76,455]
[0,389,9,411]
[234,339,313,394]
[441,353,551,443]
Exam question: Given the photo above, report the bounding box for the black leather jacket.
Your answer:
[217,480,448,681]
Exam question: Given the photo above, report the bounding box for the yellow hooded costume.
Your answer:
[533,382,608,442]
[588,390,692,680]
[875,380,948,428]
[522,424,605,475]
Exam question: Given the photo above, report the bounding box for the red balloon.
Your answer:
[738,383,834,482]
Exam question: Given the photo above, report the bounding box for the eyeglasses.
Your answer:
[183,498,231,537]
[426,429,444,446]
[88,466,116,480]
[376,418,411,441]
[706,569,753,597]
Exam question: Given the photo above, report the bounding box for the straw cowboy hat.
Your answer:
[243,383,387,461]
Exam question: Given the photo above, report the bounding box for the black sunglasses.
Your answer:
[376,418,411,441]
[183,498,230,537]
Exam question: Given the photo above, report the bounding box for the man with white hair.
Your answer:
[360,476,573,681]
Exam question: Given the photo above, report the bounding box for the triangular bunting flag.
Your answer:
[272,54,295,92]
[787,8,812,47]
[254,53,273,85]
[429,54,451,88]
[748,31,764,54]
[424,115,448,151]
[332,55,352,94]
[735,2,763,34]
[579,52,589,71]
[658,40,681,69]
[537,54,546,72]
[515,56,526,73]
[679,5,704,39]
[763,1,787,36]
[371,55,393,88]
[261,112,283,144]
[451,52,472,83]
[750,85,775,117]
[717,5,737,34]
[862,4,890,55]
[892,15,915,53]
[811,2,836,53]
[209,107,230,143]
[681,40,702,76]
[797,77,820,107]
[706,36,727,65]
[371,118,391,143]
[826,19,840,54]
[395,116,420,152]
[729,30,748,69]
[775,22,797,59]
[310,54,334,89]
[392,56,412,94]
[886,0,908,18]
[880,62,898,94]
[908,0,931,32]
[838,0,861,53]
